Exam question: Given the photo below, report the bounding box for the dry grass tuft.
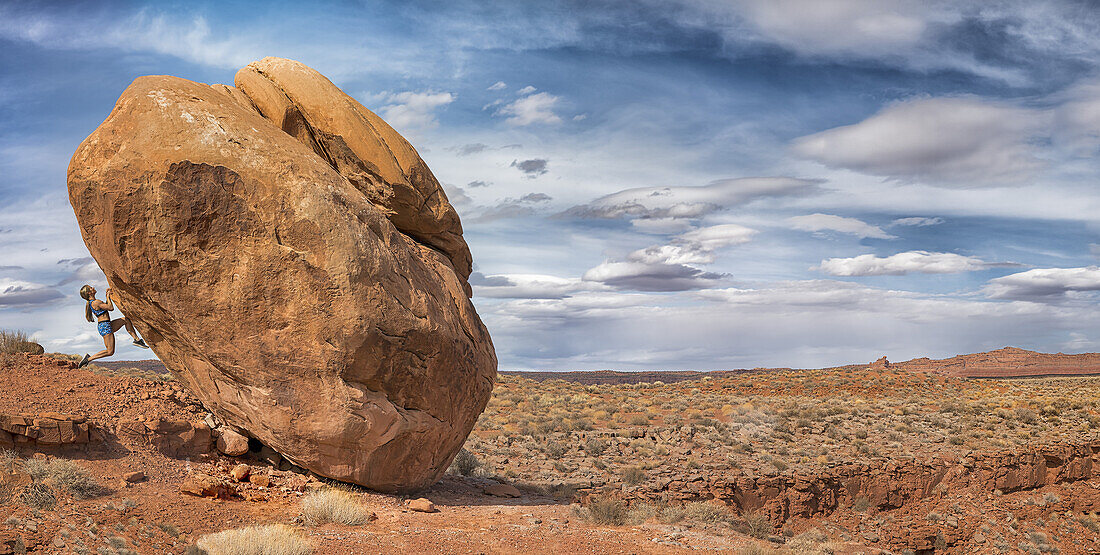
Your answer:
[19,483,56,510]
[21,458,106,499]
[300,489,368,526]
[0,329,40,353]
[584,494,627,526]
[195,523,311,555]
[447,448,481,476]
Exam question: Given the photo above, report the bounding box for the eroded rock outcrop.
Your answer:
[67,57,496,491]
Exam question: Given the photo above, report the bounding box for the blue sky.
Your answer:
[4,0,1100,369]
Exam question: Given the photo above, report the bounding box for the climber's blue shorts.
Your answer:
[97,321,113,336]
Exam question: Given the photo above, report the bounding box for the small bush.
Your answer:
[585,495,627,526]
[447,449,480,476]
[683,501,733,524]
[0,329,30,354]
[195,523,311,555]
[740,510,772,539]
[659,505,686,524]
[22,458,49,481]
[46,459,106,499]
[544,441,565,458]
[1078,514,1100,532]
[625,502,660,525]
[584,438,606,456]
[300,489,368,526]
[620,466,646,485]
[19,483,56,510]
[22,458,106,500]
[0,449,18,469]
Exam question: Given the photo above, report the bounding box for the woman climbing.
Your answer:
[78,284,149,368]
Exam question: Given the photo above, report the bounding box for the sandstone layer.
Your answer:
[67,58,496,491]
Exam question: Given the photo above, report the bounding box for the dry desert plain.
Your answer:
[3,347,1100,553]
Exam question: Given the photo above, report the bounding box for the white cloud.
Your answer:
[487,81,507,91]
[516,85,537,95]
[732,0,931,57]
[815,251,999,276]
[563,177,821,220]
[791,97,1048,185]
[481,278,1082,370]
[1052,78,1100,156]
[788,214,895,239]
[582,260,726,292]
[0,7,257,69]
[471,273,608,299]
[678,224,757,250]
[984,267,1100,301]
[469,193,553,223]
[495,92,562,126]
[378,91,454,130]
[581,224,755,291]
[891,217,944,227]
[0,278,64,307]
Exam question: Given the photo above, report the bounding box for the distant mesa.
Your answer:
[889,347,1100,378]
[67,57,497,492]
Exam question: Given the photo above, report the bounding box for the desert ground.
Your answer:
[3,346,1100,554]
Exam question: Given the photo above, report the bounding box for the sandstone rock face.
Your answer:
[67,58,496,491]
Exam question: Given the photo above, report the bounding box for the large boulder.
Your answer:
[67,58,496,491]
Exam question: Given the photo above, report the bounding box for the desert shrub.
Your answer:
[625,502,660,525]
[447,448,480,476]
[659,505,686,524]
[1015,407,1039,424]
[19,483,56,510]
[683,501,733,524]
[620,466,645,485]
[45,459,106,499]
[21,458,49,481]
[22,458,105,500]
[0,448,17,468]
[852,496,872,512]
[630,415,649,426]
[0,329,31,354]
[300,489,368,526]
[195,523,311,555]
[739,510,772,539]
[583,438,606,456]
[570,418,592,431]
[1078,514,1100,532]
[544,441,565,458]
[157,522,182,537]
[584,494,626,526]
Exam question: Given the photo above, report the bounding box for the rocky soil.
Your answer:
[4,350,1100,553]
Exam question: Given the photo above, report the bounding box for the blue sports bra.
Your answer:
[88,301,108,318]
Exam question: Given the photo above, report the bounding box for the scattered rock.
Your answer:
[229,464,251,482]
[123,471,145,483]
[407,498,437,513]
[484,483,522,498]
[216,428,249,457]
[249,474,271,488]
[179,473,236,499]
